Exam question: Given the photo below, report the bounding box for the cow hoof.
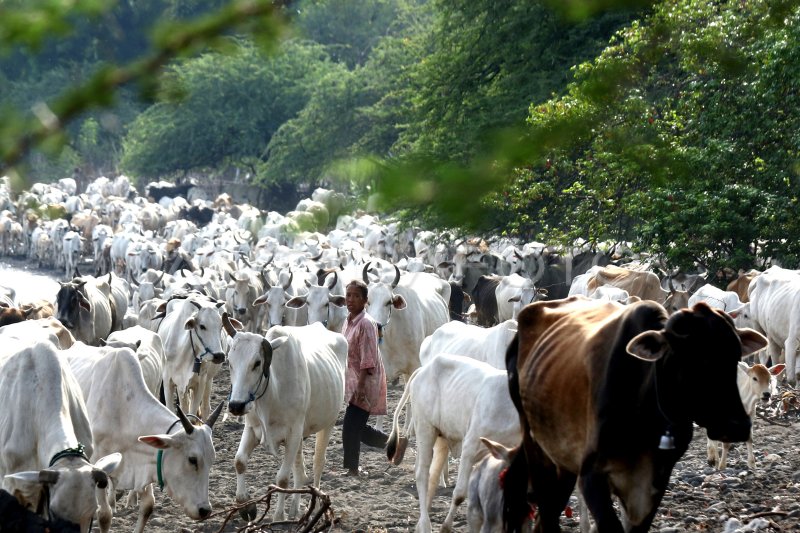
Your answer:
[392,436,409,465]
[239,502,257,522]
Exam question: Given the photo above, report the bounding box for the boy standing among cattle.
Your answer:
[341,279,389,476]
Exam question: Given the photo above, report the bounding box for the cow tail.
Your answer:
[385,368,418,464]
[503,332,532,532]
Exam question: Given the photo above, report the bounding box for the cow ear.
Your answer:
[138,435,174,449]
[330,295,346,307]
[391,295,407,311]
[737,328,768,357]
[479,437,513,462]
[285,296,306,309]
[78,294,91,312]
[508,295,521,303]
[770,364,786,377]
[4,470,59,486]
[94,453,122,476]
[269,335,289,352]
[253,294,267,306]
[184,317,197,330]
[626,331,669,361]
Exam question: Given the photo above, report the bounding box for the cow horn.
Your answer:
[205,401,225,429]
[310,250,323,261]
[175,403,195,434]
[261,269,271,288]
[233,232,243,244]
[156,270,165,286]
[222,312,238,338]
[327,271,338,290]
[391,264,401,288]
[190,299,202,310]
[180,268,189,278]
[668,276,676,293]
[241,256,252,268]
[107,272,112,284]
[283,271,293,290]
[200,267,205,278]
[362,262,372,284]
[74,265,81,277]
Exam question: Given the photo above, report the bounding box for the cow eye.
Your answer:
[253,360,261,370]
[188,457,198,467]
[199,325,206,330]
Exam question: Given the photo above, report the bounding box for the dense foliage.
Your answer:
[2,0,800,273]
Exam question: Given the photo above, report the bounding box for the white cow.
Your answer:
[386,354,521,533]
[157,296,232,418]
[285,271,347,333]
[0,317,77,349]
[689,283,745,313]
[495,274,543,323]
[591,285,631,303]
[105,326,166,398]
[224,320,346,522]
[707,362,784,469]
[362,263,450,382]
[225,268,265,333]
[64,343,222,533]
[419,319,517,370]
[62,230,84,279]
[0,340,121,532]
[741,266,800,381]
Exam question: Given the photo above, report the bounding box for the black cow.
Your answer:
[447,280,471,322]
[524,250,613,300]
[502,297,767,532]
[470,275,501,327]
[145,179,197,203]
[0,489,80,532]
[179,205,215,228]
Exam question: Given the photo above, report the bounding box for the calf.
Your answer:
[467,439,529,533]
[707,362,785,469]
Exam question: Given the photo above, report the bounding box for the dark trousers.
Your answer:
[342,403,388,470]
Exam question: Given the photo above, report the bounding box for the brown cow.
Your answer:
[727,268,761,303]
[502,296,767,533]
[586,265,690,313]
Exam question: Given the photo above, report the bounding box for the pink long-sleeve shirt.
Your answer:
[342,309,387,415]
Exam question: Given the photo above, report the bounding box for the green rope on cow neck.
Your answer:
[157,450,164,491]
[49,443,88,467]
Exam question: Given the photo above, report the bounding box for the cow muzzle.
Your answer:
[211,352,225,364]
[228,399,251,416]
[236,308,246,315]
[706,417,752,443]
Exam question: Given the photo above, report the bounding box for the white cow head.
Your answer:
[138,403,223,520]
[184,300,227,364]
[6,451,121,532]
[223,327,288,416]
[285,272,345,329]
[253,270,293,328]
[363,262,405,328]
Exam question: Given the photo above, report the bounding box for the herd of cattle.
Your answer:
[0,174,796,532]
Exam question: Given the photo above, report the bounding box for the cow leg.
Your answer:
[235,424,260,521]
[275,430,303,521]
[442,437,479,532]
[427,437,449,509]
[580,470,623,533]
[312,427,332,488]
[720,442,732,470]
[415,423,437,533]
[785,335,799,384]
[134,485,155,533]
[706,437,720,468]
[746,436,756,469]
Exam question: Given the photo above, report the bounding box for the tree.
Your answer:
[121,39,338,178]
